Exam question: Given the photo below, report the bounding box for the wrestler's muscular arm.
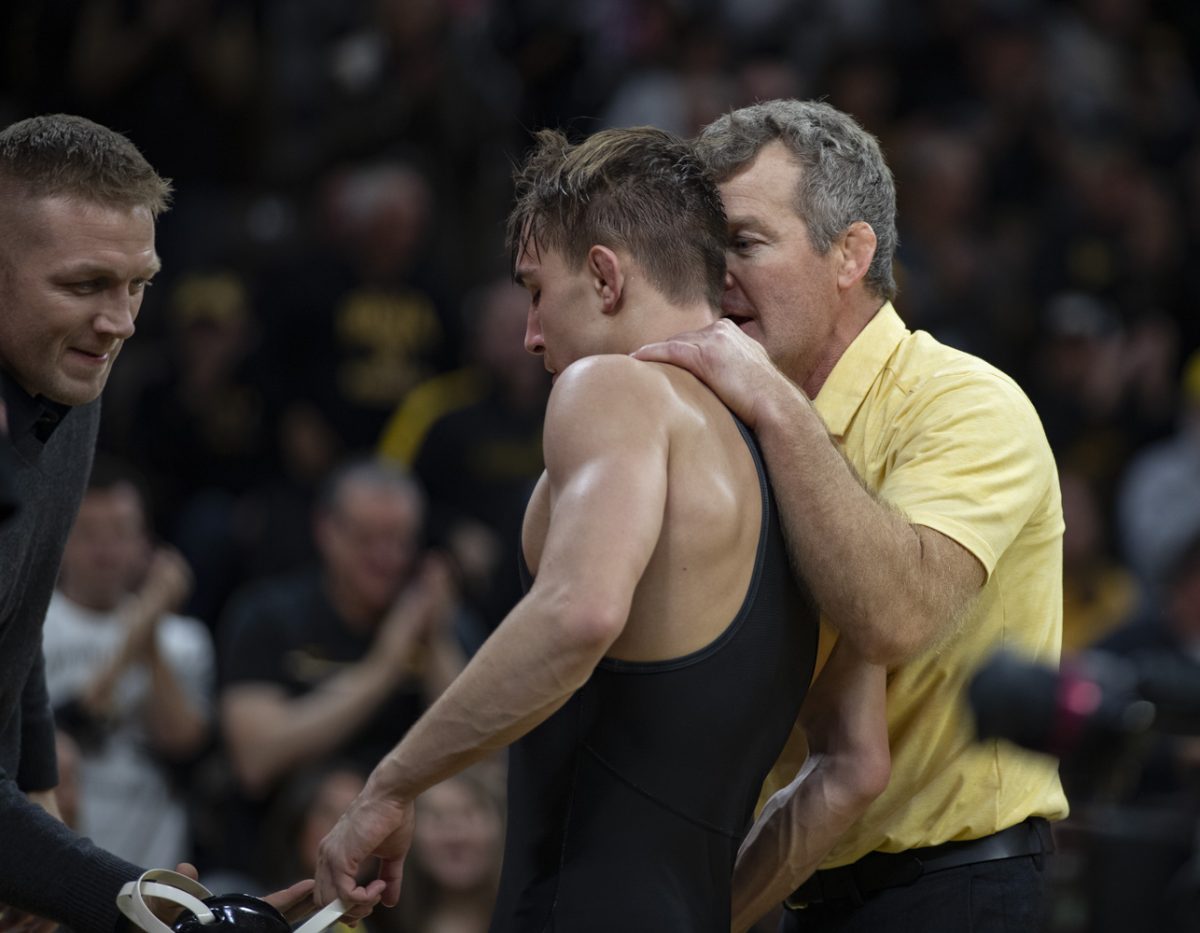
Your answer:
[314,356,670,910]
[636,322,983,665]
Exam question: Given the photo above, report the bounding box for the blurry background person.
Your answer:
[1117,349,1200,609]
[213,458,465,886]
[121,270,272,625]
[1099,527,1200,802]
[256,159,456,454]
[1059,465,1140,653]
[43,457,213,870]
[1050,526,1200,933]
[396,768,505,933]
[378,277,549,645]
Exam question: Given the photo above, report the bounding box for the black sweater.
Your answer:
[0,376,141,932]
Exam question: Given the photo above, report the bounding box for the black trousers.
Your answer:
[778,854,1048,933]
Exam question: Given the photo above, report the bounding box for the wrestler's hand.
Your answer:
[632,319,792,429]
[315,787,410,914]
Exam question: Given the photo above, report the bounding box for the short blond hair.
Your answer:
[0,113,172,216]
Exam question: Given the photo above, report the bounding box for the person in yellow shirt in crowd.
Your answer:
[637,99,1066,932]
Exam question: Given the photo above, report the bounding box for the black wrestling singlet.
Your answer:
[490,417,819,933]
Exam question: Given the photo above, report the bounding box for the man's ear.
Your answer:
[588,245,624,315]
[836,221,878,291]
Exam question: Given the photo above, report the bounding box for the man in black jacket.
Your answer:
[0,114,331,932]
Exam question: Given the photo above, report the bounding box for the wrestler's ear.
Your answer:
[587,245,624,316]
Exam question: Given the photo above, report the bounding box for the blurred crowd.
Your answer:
[4,0,1200,930]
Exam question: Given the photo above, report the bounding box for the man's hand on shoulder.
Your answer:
[631,320,793,429]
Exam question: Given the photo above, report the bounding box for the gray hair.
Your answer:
[317,457,426,524]
[697,100,897,301]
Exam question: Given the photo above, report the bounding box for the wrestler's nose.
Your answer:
[524,307,544,356]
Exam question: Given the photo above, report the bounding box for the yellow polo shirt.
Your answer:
[763,303,1069,866]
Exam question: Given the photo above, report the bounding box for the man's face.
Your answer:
[0,194,159,405]
[516,241,604,382]
[718,141,843,391]
[318,482,422,617]
[60,484,150,612]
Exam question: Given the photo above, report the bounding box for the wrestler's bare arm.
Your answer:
[315,357,671,907]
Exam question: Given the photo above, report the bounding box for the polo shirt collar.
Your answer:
[813,302,907,438]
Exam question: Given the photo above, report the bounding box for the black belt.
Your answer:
[784,817,1054,910]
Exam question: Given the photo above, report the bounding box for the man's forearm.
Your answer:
[732,644,890,931]
[754,383,975,663]
[0,775,140,932]
[731,753,871,932]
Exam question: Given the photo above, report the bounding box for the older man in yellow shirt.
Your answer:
[638,99,1065,933]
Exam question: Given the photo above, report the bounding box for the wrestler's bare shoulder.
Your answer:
[548,354,714,423]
